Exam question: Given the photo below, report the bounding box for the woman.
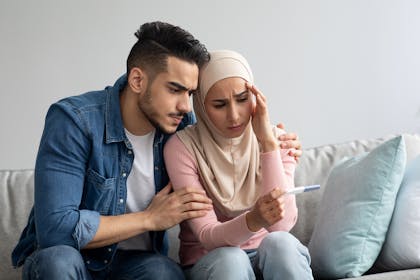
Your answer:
[164,50,313,279]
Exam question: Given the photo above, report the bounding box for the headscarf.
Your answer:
[177,49,271,217]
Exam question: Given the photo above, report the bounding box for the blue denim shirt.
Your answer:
[11,75,195,271]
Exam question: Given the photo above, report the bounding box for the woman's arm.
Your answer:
[164,135,257,250]
[246,84,298,232]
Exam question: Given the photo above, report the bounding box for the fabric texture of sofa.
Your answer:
[1,133,420,280]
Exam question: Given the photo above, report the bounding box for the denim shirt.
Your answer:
[11,75,195,271]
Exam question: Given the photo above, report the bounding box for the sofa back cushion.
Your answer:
[0,169,34,280]
[291,133,420,246]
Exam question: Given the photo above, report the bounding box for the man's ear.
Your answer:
[128,67,146,94]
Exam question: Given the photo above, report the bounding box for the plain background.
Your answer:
[1,0,419,170]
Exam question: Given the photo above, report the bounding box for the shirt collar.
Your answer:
[105,74,127,144]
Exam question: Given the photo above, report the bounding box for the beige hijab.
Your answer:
[177,50,271,217]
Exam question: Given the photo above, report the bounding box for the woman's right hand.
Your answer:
[245,188,286,232]
[247,83,278,152]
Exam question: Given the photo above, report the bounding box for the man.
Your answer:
[12,21,301,279]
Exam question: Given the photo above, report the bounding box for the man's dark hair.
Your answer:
[127,21,209,81]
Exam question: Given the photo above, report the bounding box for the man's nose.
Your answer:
[177,93,191,113]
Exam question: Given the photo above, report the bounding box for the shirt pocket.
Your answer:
[82,168,117,215]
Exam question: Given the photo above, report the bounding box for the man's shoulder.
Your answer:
[55,90,108,112]
[177,112,196,131]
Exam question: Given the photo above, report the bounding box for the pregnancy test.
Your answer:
[285,185,320,195]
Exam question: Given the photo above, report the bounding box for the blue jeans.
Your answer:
[184,232,313,280]
[22,245,184,280]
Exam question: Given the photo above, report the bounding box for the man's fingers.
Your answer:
[289,149,303,157]
[280,139,301,150]
[182,201,213,212]
[276,123,285,129]
[181,210,210,220]
[279,132,298,142]
[157,183,173,196]
[174,187,213,205]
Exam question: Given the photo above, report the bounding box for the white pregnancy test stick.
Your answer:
[285,185,320,195]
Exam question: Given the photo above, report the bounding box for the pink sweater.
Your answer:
[164,135,298,266]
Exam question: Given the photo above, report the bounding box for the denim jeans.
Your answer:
[184,232,313,280]
[22,245,184,280]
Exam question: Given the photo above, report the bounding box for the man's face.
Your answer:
[138,56,199,134]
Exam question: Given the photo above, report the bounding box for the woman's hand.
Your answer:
[245,188,286,232]
[247,83,278,152]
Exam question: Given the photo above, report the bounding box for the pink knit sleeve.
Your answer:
[164,135,255,251]
[261,149,298,232]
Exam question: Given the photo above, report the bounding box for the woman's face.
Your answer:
[204,77,253,138]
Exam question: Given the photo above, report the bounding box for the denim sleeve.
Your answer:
[34,102,100,250]
[177,111,196,132]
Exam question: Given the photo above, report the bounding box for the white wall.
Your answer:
[1,0,419,169]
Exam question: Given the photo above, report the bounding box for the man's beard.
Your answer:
[137,88,177,134]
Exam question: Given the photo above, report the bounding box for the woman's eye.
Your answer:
[214,104,225,109]
[237,97,248,103]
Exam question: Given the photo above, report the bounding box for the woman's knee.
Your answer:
[140,255,184,279]
[214,247,248,261]
[259,232,310,262]
[191,247,254,279]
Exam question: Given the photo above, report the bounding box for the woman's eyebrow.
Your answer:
[234,90,249,98]
[211,90,249,102]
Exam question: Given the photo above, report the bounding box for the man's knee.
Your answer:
[139,254,184,279]
[23,245,88,280]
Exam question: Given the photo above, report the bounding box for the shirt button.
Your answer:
[119,198,124,204]
[108,248,112,252]
[86,260,90,264]
[154,167,158,171]
[104,260,108,264]
[127,150,132,155]
[122,172,127,177]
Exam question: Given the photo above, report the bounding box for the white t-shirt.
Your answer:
[118,129,156,251]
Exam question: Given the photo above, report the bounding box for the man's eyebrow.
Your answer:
[168,81,189,92]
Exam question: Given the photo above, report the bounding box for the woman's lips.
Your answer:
[228,124,243,131]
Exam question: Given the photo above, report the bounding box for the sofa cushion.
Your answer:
[374,154,420,271]
[293,134,397,245]
[0,169,34,280]
[308,136,406,279]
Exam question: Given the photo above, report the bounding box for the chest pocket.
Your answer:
[82,168,117,215]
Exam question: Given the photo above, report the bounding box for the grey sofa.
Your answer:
[2,133,420,280]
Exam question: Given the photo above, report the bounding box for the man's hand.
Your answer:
[276,123,302,161]
[144,183,213,231]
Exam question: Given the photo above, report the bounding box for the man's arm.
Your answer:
[85,184,212,249]
[36,103,212,250]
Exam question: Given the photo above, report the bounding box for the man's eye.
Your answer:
[214,104,225,109]
[169,88,180,93]
[237,97,248,103]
